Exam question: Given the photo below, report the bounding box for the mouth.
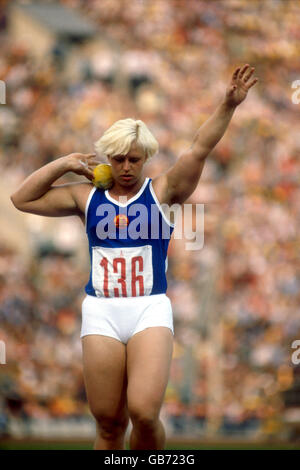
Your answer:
[121,175,133,181]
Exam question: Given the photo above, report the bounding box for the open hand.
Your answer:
[225,64,258,108]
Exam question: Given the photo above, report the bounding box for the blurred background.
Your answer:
[1,0,300,448]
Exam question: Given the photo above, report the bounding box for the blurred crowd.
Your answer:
[1,0,300,440]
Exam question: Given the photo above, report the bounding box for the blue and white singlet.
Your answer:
[84,177,174,298]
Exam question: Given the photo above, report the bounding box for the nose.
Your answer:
[123,158,130,172]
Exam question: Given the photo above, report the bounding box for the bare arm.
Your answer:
[157,64,258,205]
[10,152,98,216]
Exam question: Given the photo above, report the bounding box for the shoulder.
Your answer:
[150,174,177,225]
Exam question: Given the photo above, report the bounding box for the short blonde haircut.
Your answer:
[94,118,159,161]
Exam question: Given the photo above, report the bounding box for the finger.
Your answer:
[247,78,259,88]
[77,153,96,161]
[79,159,88,168]
[238,64,249,79]
[232,67,241,81]
[243,67,254,82]
[88,160,98,167]
[85,169,95,180]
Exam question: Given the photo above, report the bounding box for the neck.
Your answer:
[109,177,146,196]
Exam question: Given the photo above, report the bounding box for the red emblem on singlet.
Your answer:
[114,214,129,229]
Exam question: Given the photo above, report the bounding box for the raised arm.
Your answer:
[10,152,98,217]
[155,64,258,205]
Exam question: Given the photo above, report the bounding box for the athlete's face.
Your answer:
[107,142,146,187]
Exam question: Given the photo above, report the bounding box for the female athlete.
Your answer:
[10,65,258,449]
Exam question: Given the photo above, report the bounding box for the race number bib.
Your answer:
[92,245,153,297]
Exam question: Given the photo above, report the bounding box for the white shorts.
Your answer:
[81,293,174,344]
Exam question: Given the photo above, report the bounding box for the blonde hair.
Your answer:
[94,118,159,161]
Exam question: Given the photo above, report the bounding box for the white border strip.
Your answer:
[149,181,175,228]
[85,185,97,231]
[105,177,149,207]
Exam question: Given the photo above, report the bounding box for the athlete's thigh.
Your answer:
[126,327,173,417]
[82,335,128,421]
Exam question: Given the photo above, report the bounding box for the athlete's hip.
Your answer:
[80,293,174,343]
